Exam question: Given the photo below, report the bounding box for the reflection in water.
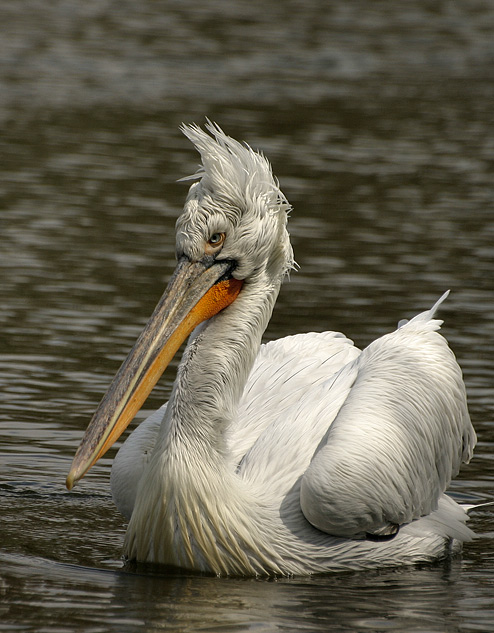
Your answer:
[118,564,473,633]
[2,551,488,633]
[1,0,494,631]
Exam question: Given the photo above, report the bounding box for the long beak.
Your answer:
[66,257,243,490]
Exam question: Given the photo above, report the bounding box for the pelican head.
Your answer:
[177,122,293,281]
[66,122,293,489]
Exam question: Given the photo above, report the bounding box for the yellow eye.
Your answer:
[208,232,225,247]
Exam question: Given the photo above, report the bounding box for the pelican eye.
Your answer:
[207,232,226,247]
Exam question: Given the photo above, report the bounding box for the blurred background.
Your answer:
[1,1,493,632]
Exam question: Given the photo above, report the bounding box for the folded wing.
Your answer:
[300,293,476,538]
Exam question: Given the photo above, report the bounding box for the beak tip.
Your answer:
[66,471,76,491]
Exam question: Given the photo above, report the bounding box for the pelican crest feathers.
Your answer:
[180,121,291,219]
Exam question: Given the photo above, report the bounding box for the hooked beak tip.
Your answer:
[66,472,75,491]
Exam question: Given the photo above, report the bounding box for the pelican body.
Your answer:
[67,123,476,576]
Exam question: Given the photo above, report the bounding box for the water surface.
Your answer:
[1,1,494,631]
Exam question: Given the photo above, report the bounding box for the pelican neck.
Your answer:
[162,276,282,453]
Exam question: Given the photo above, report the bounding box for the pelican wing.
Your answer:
[229,331,361,465]
[300,295,476,538]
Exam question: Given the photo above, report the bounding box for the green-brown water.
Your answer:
[1,1,494,631]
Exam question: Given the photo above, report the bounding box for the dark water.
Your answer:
[1,1,494,631]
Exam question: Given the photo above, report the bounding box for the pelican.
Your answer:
[67,122,476,576]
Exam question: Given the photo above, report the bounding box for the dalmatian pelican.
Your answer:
[66,122,476,576]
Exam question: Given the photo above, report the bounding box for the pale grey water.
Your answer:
[1,1,494,631]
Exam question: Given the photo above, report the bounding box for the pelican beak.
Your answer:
[66,257,243,490]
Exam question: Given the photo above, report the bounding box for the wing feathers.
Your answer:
[300,297,476,539]
[228,331,360,465]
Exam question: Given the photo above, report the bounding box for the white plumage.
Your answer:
[69,122,476,576]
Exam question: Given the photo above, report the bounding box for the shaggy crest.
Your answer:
[180,121,291,221]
